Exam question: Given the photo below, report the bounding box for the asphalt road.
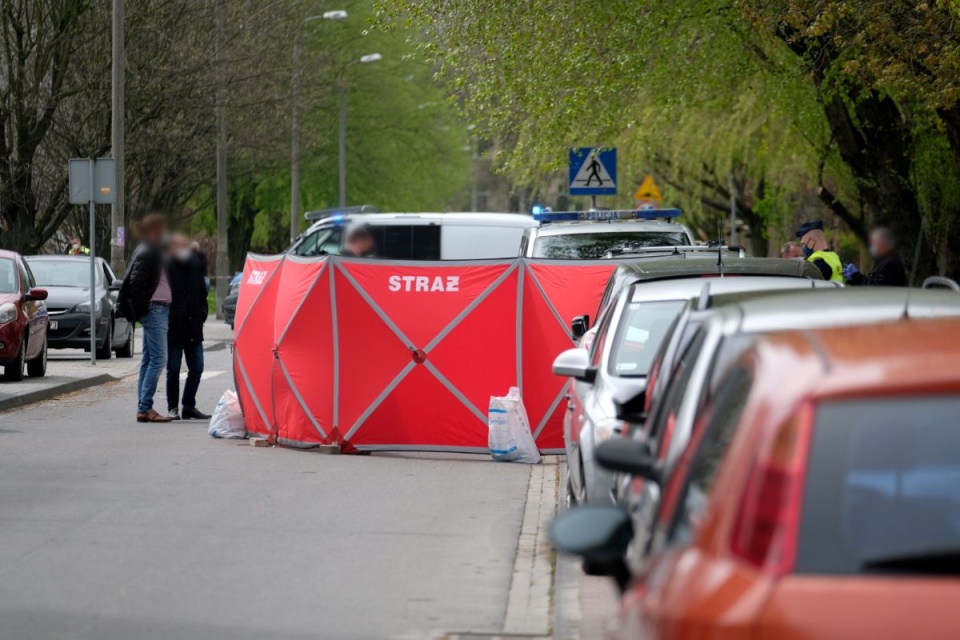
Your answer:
[0,347,533,640]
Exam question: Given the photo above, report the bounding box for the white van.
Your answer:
[286,211,537,260]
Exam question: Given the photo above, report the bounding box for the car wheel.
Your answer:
[96,323,113,360]
[116,325,134,358]
[27,336,47,378]
[4,338,25,382]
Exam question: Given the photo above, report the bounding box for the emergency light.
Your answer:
[534,208,682,223]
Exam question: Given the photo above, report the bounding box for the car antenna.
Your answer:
[716,220,724,276]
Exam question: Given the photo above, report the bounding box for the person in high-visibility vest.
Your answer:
[796,220,843,282]
[66,237,90,256]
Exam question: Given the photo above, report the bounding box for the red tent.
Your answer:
[234,256,614,453]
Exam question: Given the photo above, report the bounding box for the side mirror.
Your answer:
[109,278,122,291]
[25,287,48,301]
[550,505,633,592]
[552,348,597,383]
[613,382,647,423]
[595,438,661,484]
[571,314,590,340]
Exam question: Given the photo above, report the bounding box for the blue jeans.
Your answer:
[137,304,169,413]
[166,342,204,411]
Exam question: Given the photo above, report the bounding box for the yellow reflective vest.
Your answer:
[808,250,843,282]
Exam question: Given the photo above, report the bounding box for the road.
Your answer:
[0,346,543,640]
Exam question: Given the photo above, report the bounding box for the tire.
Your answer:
[4,338,25,382]
[27,336,47,378]
[96,323,113,360]
[116,325,134,358]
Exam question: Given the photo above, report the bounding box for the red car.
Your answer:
[554,317,960,640]
[0,249,48,380]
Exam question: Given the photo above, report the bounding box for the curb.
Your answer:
[0,373,116,414]
[203,340,232,353]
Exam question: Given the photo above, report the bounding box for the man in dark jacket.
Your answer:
[118,214,174,423]
[843,227,908,287]
[165,234,210,420]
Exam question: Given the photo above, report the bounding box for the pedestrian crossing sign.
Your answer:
[569,147,617,196]
[634,174,663,204]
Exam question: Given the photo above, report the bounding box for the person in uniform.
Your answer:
[66,237,90,255]
[796,220,843,282]
[843,227,907,287]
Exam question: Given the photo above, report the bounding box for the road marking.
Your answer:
[178,370,225,381]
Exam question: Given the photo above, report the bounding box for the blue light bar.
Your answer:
[534,208,682,223]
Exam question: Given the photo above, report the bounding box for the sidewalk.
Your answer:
[0,318,235,414]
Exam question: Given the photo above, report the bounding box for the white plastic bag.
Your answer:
[488,387,541,464]
[209,390,246,439]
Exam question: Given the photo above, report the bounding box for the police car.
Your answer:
[519,208,696,259]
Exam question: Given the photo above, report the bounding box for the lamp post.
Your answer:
[338,52,382,209]
[290,10,348,242]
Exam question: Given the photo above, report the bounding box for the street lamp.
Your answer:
[290,10,348,242]
[338,53,382,209]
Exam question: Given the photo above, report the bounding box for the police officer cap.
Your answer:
[795,220,824,238]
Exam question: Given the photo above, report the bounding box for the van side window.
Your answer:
[374,226,440,260]
[294,230,320,257]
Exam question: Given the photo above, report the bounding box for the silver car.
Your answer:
[552,268,836,507]
[619,286,960,571]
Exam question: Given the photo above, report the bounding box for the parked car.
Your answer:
[552,259,835,507]
[25,255,134,359]
[221,274,241,329]
[616,286,960,571]
[520,209,696,259]
[554,316,960,640]
[288,211,537,260]
[0,250,49,380]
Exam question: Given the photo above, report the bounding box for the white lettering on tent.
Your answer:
[247,270,267,285]
[387,275,461,292]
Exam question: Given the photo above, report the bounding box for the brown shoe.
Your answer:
[137,410,173,423]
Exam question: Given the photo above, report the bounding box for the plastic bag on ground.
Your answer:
[209,390,246,439]
[488,387,541,464]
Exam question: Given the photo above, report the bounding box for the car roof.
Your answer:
[628,275,830,303]
[534,220,690,237]
[756,317,960,401]
[26,255,100,261]
[710,287,960,334]
[305,212,537,231]
[618,256,822,282]
[0,249,19,260]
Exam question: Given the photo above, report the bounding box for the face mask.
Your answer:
[176,248,192,261]
[72,243,80,250]
[802,244,814,258]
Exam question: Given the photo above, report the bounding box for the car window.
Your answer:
[532,231,689,259]
[0,259,16,293]
[372,225,441,260]
[102,262,115,287]
[319,229,342,255]
[17,259,31,293]
[28,259,102,287]
[665,366,753,546]
[646,328,708,447]
[595,274,618,319]
[589,308,614,367]
[294,227,340,257]
[608,300,686,377]
[22,260,37,289]
[796,395,960,576]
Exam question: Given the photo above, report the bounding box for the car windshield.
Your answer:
[0,259,16,293]
[533,231,688,259]
[29,259,101,288]
[797,395,960,576]
[609,300,687,376]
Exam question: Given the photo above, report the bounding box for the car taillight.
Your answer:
[730,400,814,578]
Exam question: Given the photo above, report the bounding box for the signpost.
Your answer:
[634,173,664,210]
[69,158,116,365]
[569,147,617,208]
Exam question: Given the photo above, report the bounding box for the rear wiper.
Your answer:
[862,548,960,575]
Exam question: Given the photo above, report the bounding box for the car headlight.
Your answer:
[73,300,102,314]
[0,303,17,324]
[594,419,623,445]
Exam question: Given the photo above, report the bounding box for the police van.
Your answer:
[519,209,696,259]
[286,208,537,260]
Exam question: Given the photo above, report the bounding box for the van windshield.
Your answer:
[533,231,688,259]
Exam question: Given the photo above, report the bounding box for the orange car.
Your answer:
[553,317,960,639]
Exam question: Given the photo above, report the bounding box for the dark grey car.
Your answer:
[25,256,134,359]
